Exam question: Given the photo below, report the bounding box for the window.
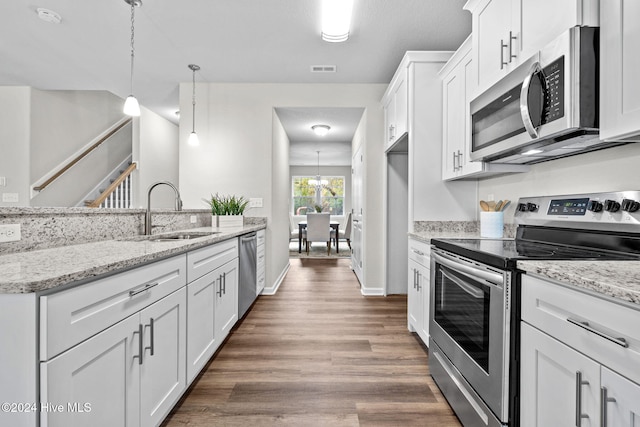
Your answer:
[292,176,345,215]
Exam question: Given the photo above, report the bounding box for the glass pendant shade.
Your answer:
[188,131,200,146]
[123,95,140,116]
[321,0,353,42]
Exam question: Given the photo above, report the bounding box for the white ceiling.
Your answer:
[1,0,471,164]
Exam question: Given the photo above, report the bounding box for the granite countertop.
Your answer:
[518,260,640,307]
[0,225,265,294]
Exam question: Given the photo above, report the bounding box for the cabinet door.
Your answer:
[520,322,600,427]
[215,258,239,342]
[384,95,396,148]
[40,315,140,427]
[186,270,218,383]
[139,288,186,427]
[393,75,408,141]
[601,367,640,427]
[600,0,640,142]
[407,259,422,334]
[441,60,464,180]
[474,0,513,90]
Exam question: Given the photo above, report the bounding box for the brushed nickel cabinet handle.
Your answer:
[129,281,159,297]
[133,323,144,365]
[144,318,155,356]
[567,318,629,348]
[575,371,589,426]
[600,386,616,427]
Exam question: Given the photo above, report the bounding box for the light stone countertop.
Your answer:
[517,260,640,307]
[0,225,265,294]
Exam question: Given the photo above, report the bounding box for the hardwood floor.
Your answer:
[163,258,461,426]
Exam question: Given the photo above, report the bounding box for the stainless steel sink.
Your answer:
[125,231,221,242]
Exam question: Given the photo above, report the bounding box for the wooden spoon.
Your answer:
[487,200,496,211]
[479,200,490,212]
[494,200,504,212]
[500,200,511,211]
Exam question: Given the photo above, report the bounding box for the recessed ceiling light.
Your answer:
[36,8,62,24]
[312,124,331,136]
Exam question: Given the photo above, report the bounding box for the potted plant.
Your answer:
[204,193,249,228]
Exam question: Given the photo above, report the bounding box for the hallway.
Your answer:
[163,258,461,426]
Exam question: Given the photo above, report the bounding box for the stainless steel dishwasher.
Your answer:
[238,232,257,319]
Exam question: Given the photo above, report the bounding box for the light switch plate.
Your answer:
[0,224,21,242]
[0,177,6,187]
[190,215,197,224]
[249,198,263,208]
[2,193,19,203]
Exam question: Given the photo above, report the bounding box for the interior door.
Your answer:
[351,144,364,284]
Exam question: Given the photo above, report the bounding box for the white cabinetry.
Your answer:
[439,36,528,180]
[186,239,238,382]
[520,274,640,427]
[465,0,599,92]
[407,238,430,346]
[383,70,408,150]
[40,280,187,427]
[215,258,239,342]
[600,0,640,142]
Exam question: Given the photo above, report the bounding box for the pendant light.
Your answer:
[123,0,141,116]
[187,64,200,146]
[321,0,354,43]
[309,151,328,187]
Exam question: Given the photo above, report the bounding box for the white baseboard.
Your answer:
[360,286,385,296]
[261,262,290,295]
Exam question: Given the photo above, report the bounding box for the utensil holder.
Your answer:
[480,211,504,238]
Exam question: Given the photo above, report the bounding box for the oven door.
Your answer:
[430,248,511,422]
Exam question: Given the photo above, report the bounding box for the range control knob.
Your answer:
[604,199,621,212]
[517,203,528,212]
[526,203,539,212]
[621,198,640,212]
[587,200,603,212]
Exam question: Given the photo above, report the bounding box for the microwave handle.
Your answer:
[520,61,544,139]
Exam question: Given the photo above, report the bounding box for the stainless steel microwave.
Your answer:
[469,26,621,165]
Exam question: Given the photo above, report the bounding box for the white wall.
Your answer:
[289,165,352,228]
[179,83,387,293]
[478,144,640,222]
[132,106,179,209]
[0,87,31,207]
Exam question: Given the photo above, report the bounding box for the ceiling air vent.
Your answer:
[310,65,337,73]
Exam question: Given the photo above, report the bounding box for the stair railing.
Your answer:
[33,117,132,193]
[86,162,137,208]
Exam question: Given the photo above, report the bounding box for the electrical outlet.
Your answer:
[487,194,494,202]
[190,215,197,224]
[0,224,21,242]
[2,193,19,203]
[0,177,6,187]
[249,198,263,208]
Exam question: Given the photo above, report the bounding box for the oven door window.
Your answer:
[434,265,491,372]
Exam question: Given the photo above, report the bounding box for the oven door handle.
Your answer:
[520,61,544,139]
[432,251,504,287]
[440,269,484,299]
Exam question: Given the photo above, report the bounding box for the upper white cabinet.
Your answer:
[600,0,640,142]
[383,69,408,150]
[439,36,528,180]
[464,0,599,93]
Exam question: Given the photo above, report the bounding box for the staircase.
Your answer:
[84,160,137,208]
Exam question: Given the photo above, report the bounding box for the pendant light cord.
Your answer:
[129,1,135,95]
[192,68,196,132]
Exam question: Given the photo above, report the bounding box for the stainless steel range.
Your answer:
[429,191,640,427]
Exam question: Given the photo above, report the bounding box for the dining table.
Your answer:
[298,220,340,253]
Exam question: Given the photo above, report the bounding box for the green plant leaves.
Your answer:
[203,193,249,215]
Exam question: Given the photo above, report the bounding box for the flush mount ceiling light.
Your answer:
[187,64,200,147]
[36,8,62,24]
[321,0,354,42]
[311,124,331,136]
[123,0,142,117]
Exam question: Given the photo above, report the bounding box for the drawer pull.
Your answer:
[411,249,426,256]
[128,282,159,297]
[567,318,628,348]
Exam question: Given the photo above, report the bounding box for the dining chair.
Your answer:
[304,213,332,255]
[339,212,352,249]
[289,214,300,243]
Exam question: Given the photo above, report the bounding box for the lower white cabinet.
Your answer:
[40,287,186,427]
[520,274,640,427]
[256,230,266,294]
[407,238,430,346]
[215,258,239,342]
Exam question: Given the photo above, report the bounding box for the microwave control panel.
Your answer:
[541,57,564,124]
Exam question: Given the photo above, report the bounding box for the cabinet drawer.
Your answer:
[408,238,431,268]
[522,274,640,384]
[40,255,186,361]
[187,239,238,283]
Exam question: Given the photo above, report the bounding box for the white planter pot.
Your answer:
[213,215,244,228]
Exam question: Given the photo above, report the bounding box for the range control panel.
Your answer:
[514,191,640,232]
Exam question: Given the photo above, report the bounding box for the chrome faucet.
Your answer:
[145,181,183,235]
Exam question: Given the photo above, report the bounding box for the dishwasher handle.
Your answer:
[241,233,257,243]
